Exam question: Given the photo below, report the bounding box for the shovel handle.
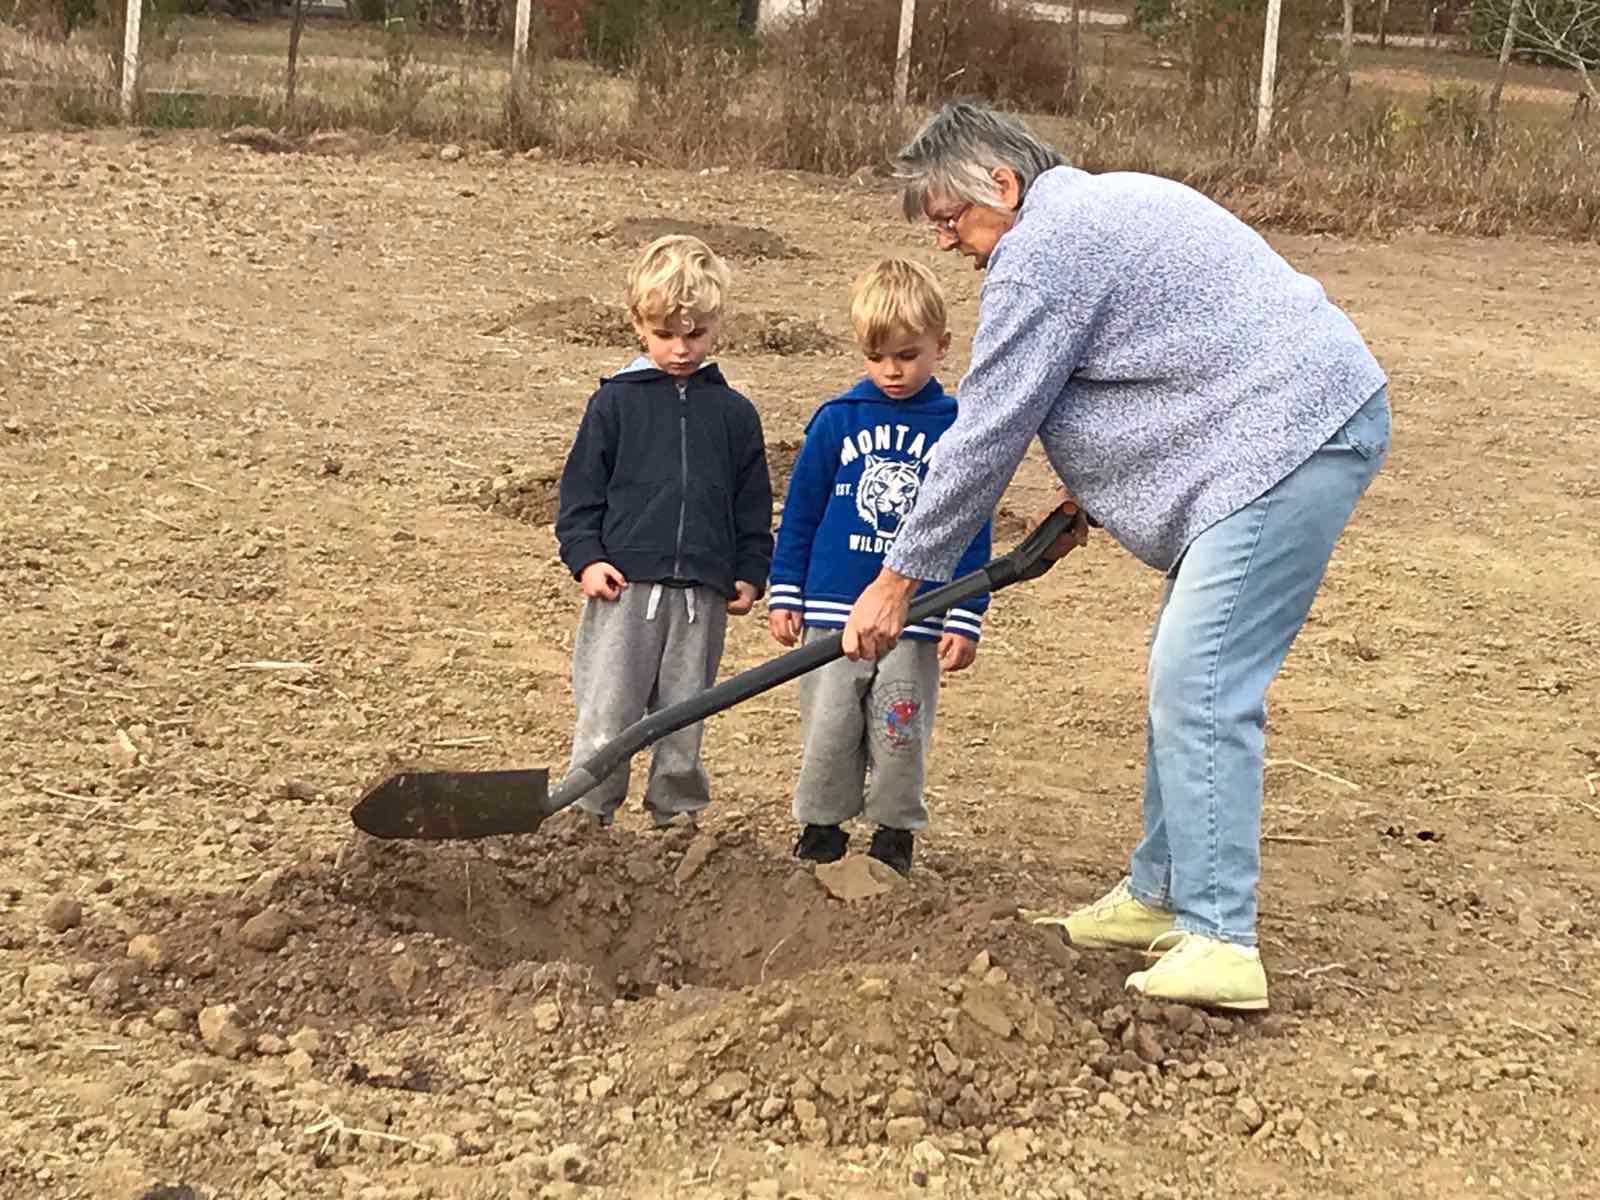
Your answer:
[544,504,1083,814]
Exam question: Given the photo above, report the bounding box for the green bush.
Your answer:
[1422,80,1487,147]
[1349,96,1409,164]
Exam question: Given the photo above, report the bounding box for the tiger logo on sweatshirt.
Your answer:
[854,453,922,541]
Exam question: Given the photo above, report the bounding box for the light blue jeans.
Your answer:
[1127,386,1392,946]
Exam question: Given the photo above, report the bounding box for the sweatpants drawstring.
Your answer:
[643,584,697,623]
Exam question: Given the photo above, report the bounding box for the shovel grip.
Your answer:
[544,504,1081,815]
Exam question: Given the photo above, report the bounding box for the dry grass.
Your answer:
[1042,76,1600,240]
[3,13,1597,241]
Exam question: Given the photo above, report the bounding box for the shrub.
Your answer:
[754,7,913,173]
[368,0,446,125]
[1139,0,1338,149]
[1422,80,1487,147]
[584,0,749,69]
[765,0,1081,114]
[914,0,1079,113]
[624,1,754,164]
[1349,95,1410,164]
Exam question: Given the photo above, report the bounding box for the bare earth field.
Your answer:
[1,130,1597,1200]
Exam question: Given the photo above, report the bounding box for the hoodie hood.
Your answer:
[606,357,727,385]
[835,375,954,409]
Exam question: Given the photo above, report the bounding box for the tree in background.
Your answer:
[1486,0,1522,122]
[285,0,307,112]
[1470,0,1599,111]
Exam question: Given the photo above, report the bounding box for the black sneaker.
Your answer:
[867,826,914,876]
[794,823,848,864]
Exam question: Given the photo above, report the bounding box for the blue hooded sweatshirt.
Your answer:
[769,377,991,643]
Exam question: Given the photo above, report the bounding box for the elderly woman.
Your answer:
[842,104,1391,1011]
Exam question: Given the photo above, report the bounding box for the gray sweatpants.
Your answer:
[793,628,942,831]
[568,583,728,821]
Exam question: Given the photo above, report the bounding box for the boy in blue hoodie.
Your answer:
[555,235,773,829]
[768,258,991,875]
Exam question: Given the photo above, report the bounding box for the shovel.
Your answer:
[350,504,1081,841]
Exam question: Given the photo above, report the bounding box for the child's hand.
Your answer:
[726,581,759,616]
[580,561,627,600]
[769,608,803,646]
[938,631,978,673]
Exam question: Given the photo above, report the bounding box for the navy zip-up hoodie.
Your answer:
[770,377,991,643]
[556,359,773,600]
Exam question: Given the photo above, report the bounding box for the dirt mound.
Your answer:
[53,819,1260,1184]
[6,795,1374,1191]
[483,296,634,345]
[611,216,806,261]
[450,469,561,526]
[485,297,840,356]
[725,310,839,355]
[458,439,806,531]
[330,821,1274,1168]
[343,820,847,995]
[336,818,1092,999]
[220,125,294,154]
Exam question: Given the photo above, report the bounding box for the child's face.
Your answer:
[861,327,950,400]
[634,311,720,378]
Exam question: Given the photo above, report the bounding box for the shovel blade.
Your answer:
[350,768,550,840]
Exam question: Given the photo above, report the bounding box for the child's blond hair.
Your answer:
[849,258,947,351]
[627,235,732,332]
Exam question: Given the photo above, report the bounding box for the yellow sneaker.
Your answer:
[1028,878,1176,952]
[1125,932,1269,1011]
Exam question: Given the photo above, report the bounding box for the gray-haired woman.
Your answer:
[841,103,1391,1011]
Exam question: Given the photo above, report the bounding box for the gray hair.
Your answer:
[891,103,1066,221]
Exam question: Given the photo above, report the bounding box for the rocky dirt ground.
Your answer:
[1,129,1597,1200]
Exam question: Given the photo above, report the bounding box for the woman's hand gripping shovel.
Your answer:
[350,503,1087,841]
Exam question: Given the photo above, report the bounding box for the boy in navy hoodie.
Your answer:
[768,259,991,874]
[556,235,773,829]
